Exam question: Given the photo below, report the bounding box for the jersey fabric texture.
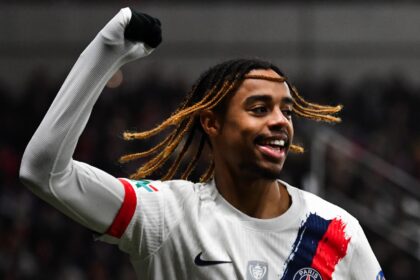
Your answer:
[99,178,383,280]
[19,7,384,280]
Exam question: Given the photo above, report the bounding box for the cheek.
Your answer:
[221,117,259,147]
[221,107,262,144]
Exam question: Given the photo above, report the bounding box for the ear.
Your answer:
[199,110,221,137]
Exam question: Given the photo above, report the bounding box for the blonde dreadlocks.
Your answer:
[119,59,342,182]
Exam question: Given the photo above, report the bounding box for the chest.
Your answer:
[151,211,351,280]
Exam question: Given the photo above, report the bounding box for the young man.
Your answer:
[20,7,384,280]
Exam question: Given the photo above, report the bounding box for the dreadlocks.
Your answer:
[119,59,342,182]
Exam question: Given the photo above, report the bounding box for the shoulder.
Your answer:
[119,178,196,193]
[284,183,380,274]
[117,178,200,225]
[284,182,361,233]
[118,178,202,206]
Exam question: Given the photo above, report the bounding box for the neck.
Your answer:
[213,166,290,219]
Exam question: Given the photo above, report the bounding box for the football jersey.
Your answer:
[99,178,384,280]
[19,8,384,280]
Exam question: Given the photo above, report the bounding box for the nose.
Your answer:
[267,107,289,130]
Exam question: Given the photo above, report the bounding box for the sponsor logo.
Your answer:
[293,267,322,280]
[247,261,268,280]
[194,252,232,267]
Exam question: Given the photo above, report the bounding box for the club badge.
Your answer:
[293,267,322,280]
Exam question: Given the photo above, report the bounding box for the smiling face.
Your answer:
[202,68,294,180]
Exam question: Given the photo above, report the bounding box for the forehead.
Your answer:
[234,69,291,101]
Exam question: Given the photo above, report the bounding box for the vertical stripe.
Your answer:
[311,218,350,280]
[105,178,137,238]
[281,213,331,279]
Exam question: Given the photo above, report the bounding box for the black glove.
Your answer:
[124,9,162,48]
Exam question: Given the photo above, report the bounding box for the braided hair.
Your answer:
[119,58,342,182]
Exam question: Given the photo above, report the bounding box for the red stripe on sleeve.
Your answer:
[105,178,137,238]
[311,218,351,280]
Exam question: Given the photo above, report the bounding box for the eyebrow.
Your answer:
[244,94,294,106]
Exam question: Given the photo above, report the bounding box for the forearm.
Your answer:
[19,8,156,232]
[20,8,149,185]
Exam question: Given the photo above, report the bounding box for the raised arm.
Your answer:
[19,7,162,234]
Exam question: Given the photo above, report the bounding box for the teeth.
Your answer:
[265,139,285,147]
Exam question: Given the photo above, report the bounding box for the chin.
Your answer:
[258,168,283,180]
[259,160,286,178]
[241,162,284,180]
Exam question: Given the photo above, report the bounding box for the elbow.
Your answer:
[19,150,49,191]
[19,156,39,188]
[19,160,35,187]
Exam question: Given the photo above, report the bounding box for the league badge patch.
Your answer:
[133,179,159,192]
[293,267,322,280]
[247,261,268,280]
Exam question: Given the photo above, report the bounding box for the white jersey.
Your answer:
[99,178,383,280]
[19,7,384,280]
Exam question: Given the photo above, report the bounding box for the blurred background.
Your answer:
[1,1,420,279]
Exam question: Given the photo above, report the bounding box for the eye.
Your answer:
[250,106,268,115]
[282,109,293,119]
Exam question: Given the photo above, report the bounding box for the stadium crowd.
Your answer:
[0,67,419,279]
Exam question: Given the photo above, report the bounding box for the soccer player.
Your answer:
[20,7,385,279]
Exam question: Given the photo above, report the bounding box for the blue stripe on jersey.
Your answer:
[376,270,385,280]
[280,213,331,280]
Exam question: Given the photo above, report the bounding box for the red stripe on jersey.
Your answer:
[105,178,137,238]
[311,218,351,280]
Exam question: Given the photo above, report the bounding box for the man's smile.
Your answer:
[254,133,290,161]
